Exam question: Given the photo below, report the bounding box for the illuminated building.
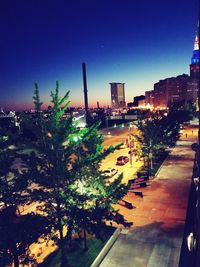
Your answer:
[190,33,199,79]
[145,90,154,106]
[133,95,145,107]
[110,83,126,109]
[151,74,198,108]
[145,28,199,109]
[0,108,19,129]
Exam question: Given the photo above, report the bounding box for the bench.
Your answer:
[128,177,149,189]
[128,190,143,198]
[118,199,134,209]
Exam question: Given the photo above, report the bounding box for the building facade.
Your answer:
[190,34,199,79]
[133,95,145,107]
[147,74,198,108]
[145,30,199,109]
[145,90,154,106]
[110,83,126,109]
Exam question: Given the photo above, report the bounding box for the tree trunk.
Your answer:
[147,152,150,178]
[66,220,73,241]
[58,225,69,267]
[66,220,74,250]
[83,229,88,251]
[56,201,68,267]
[150,154,153,170]
[95,226,104,243]
[12,246,19,267]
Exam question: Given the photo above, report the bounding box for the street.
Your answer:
[100,125,143,184]
[99,123,198,267]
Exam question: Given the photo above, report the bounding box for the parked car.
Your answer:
[116,156,129,166]
[104,168,118,177]
[119,144,127,149]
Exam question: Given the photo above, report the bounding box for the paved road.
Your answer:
[99,126,197,267]
[101,126,143,184]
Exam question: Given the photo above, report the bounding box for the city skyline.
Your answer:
[0,0,198,111]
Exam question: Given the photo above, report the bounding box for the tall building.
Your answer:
[145,27,199,109]
[152,74,198,108]
[110,83,126,109]
[190,32,199,79]
[145,90,154,106]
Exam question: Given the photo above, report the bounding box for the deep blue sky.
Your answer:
[0,0,198,110]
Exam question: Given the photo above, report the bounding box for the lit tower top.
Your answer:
[190,24,199,79]
[191,34,199,64]
[193,35,199,51]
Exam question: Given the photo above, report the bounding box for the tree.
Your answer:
[24,82,76,266]
[24,82,128,267]
[133,112,164,175]
[69,128,128,249]
[158,111,180,147]
[0,126,29,212]
[0,127,49,267]
[134,110,187,176]
[0,206,49,267]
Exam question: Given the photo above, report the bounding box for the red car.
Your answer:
[116,156,129,166]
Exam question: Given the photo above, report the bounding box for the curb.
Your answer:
[154,157,168,178]
[90,228,121,267]
[154,147,174,178]
[154,139,193,178]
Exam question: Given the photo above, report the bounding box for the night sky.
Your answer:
[0,0,198,111]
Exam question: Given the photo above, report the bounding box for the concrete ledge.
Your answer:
[154,147,174,178]
[90,228,121,267]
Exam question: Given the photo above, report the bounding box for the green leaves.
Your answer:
[134,110,184,174]
[0,82,124,265]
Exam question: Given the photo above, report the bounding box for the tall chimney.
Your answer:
[82,62,89,112]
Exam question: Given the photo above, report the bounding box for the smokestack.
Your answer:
[82,62,89,111]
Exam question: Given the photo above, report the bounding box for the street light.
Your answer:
[129,138,134,168]
[129,123,133,133]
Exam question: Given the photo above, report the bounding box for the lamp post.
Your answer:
[129,141,134,167]
[129,124,134,167]
[129,123,133,132]
[146,138,153,179]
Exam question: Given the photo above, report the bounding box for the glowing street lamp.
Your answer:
[72,134,82,143]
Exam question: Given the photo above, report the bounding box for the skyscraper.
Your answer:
[110,83,126,109]
[190,32,199,79]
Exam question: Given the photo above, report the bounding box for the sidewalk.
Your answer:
[99,135,197,267]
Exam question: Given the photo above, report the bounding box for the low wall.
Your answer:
[90,228,121,267]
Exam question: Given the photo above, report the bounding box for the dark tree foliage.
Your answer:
[133,110,183,175]
[23,82,128,266]
[0,127,29,210]
[0,127,50,267]
[0,206,49,267]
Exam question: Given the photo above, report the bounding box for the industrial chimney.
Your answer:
[82,62,89,124]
